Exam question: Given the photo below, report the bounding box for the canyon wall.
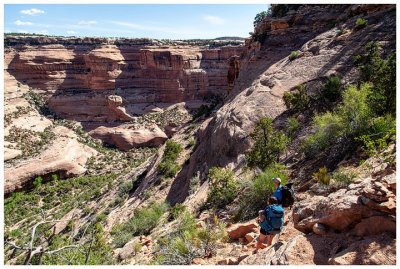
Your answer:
[4,37,243,121]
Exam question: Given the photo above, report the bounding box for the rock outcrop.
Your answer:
[88,124,168,150]
[293,174,396,236]
[4,126,97,196]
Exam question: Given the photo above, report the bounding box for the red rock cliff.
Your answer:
[4,37,243,121]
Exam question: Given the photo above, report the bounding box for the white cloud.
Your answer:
[20,8,45,16]
[67,30,77,34]
[14,20,33,26]
[202,15,226,25]
[38,30,49,35]
[78,20,98,25]
[18,30,28,34]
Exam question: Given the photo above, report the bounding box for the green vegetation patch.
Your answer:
[153,212,228,265]
[110,202,169,248]
[289,51,300,61]
[283,84,310,112]
[354,18,368,30]
[206,167,238,209]
[5,126,56,160]
[157,140,183,178]
[246,117,289,170]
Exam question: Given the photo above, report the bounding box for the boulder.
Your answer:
[227,220,257,239]
[192,258,206,265]
[54,208,79,234]
[117,238,141,261]
[164,124,178,137]
[293,175,396,234]
[293,189,371,233]
[89,125,168,150]
[328,233,396,265]
[4,146,22,161]
[353,216,396,237]
[312,223,328,235]
[245,232,257,243]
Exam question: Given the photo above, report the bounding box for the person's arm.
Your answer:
[258,210,264,223]
[259,207,268,223]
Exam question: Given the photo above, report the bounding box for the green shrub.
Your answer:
[111,203,169,248]
[207,167,238,209]
[158,161,181,178]
[302,83,374,157]
[169,204,186,221]
[194,96,222,118]
[158,140,183,178]
[251,32,268,42]
[283,84,310,112]
[354,42,396,115]
[339,83,373,136]
[188,139,196,148]
[271,4,290,18]
[356,126,395,157]
[369,114,396,137]
[289,51,300,61]
[314,166,330,185]
[163,140,183,161]
[286,117,299,139]
[153,213,227,265]
[133,243,143,255]
[253,11,267,27]
[238,163,288,220]
[118,181,134,197]
[33,176,43,189]
[331,168,357,186]
[354,18,368,30]
[189,176,200,194]
[246,117,289,170]
[301,111,344,157]
[322,76,341,102]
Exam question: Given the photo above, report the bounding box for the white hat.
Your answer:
[272,177,281,183]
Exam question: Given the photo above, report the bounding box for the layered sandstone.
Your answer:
[5,38,243,121]
[88,124,168,150]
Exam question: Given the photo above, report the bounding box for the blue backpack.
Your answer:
[259,205,284,234]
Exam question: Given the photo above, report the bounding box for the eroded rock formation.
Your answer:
[88,124,168,150]
[4,126,97,196]
[5,38,243,121]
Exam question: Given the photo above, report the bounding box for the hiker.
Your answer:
[272,177,282,204]
[253,196,284,254]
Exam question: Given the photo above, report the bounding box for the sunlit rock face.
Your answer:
[5,36,243,121]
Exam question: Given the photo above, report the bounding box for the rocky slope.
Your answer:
[3,4,396,266]
[166,4,396,205]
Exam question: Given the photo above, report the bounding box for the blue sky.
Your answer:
[4,4,269,39]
